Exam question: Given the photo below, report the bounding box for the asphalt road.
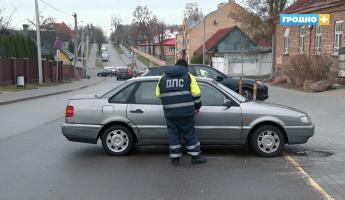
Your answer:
[0,46,324,200]
[0,78,322,200]
[86,43,126,77]
[103,43,127,69]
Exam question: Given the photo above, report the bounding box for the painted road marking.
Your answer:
[284,153,334,200]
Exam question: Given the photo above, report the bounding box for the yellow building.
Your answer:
[185,0,250,63]
[59,49,74,65]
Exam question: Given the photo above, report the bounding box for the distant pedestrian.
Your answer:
[156,59,207,165]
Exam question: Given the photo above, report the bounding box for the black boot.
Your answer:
[171,158,180,166]
[191,156,207,164]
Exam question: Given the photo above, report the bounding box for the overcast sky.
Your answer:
[2,0,235,36]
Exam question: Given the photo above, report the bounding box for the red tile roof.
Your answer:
[155,38,176,46]
[195,27,235,54]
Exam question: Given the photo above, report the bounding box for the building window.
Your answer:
[169,46,175,53]
[315,26,322,54]
[283,28,289,54]
[299,26,306,53]
[334,21,343,55]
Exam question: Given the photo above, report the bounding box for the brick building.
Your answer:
[185,0,250,63]
[274,0,345,70]
[152,38,176,58]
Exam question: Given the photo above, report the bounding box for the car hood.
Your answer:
[242,101,308,117]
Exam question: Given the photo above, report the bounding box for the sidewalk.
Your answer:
[268,85,345,200]
[0,77,105,105]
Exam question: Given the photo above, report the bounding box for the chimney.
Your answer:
[23,24,29,31]
[218,2,227,9]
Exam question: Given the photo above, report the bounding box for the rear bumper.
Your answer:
[284,125,315,144]
[117,75,132,79]
[61,123,103,144]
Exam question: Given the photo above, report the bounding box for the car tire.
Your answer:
[242,88,254,101]
[101,125,134,156]
[250,125,285,157]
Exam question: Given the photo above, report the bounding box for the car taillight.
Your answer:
[128,69,132,76]
[65,106,74,117]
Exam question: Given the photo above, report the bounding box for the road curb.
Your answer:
[0,78,106,106]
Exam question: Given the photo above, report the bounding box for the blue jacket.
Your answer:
[156,65,202,118]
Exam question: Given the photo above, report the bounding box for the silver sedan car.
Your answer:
[61,77,314,157]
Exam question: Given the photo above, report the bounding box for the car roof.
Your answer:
[128,76,213,83]
[147,64,210,70]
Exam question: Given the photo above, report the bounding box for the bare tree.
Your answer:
[0,6,18,35]
[239,0,294,40]
[132,5,157,54]
[27,16,55,31]
[132,5,151,42]
[184,2,203,22]
[156,21,166,60]
[111,16,122,46]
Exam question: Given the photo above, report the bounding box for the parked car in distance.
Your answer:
[101,52,109,62]
[97,69,114,77]
[142,65,269,101]
[61,76,314,158]
[116,67,133,80]
[134,67,147,77]
[128,51,134,58]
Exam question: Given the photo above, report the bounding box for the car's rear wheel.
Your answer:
[101,125,134,156]
[250,125,285,157]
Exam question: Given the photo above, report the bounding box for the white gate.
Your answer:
[212,57,226,74]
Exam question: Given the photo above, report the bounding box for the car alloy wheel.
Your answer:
[257,130,280,154]
[101,125,134,156]
[250,125,285,157]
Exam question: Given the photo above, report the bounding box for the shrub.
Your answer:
[191,53,203,64]
[285,55,334,86]
[339,47,345,55]
[0,34,37,58]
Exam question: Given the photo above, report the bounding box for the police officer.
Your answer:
[156,59,207,165]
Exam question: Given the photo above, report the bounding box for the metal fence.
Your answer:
[0,58,83,85]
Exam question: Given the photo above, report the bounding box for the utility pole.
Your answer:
[34,0,43,85]
[72,13,78,67]
[202,17,206,65]
[85,25,89,78]
[80,27,85,78]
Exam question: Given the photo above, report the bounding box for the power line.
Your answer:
[39,0,71,17]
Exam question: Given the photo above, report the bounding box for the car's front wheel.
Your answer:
[242,88,253,100]
[250,125,285,157]
[101,125,134,156]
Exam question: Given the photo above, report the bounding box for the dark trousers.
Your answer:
[166,117,201,158]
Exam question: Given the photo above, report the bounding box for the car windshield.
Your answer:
[213,81,247,103]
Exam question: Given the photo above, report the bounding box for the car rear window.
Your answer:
[142,67,167,76]
[119,68,128,72]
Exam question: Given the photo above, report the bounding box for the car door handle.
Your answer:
[130,109,144,114]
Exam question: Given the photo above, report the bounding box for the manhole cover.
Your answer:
[293,150,334,157]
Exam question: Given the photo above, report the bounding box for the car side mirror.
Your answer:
[216,76,224,81]
[223,99,232,107]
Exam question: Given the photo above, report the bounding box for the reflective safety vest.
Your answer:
[156,70,201,119]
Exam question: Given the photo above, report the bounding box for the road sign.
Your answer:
[54,37,62,50]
